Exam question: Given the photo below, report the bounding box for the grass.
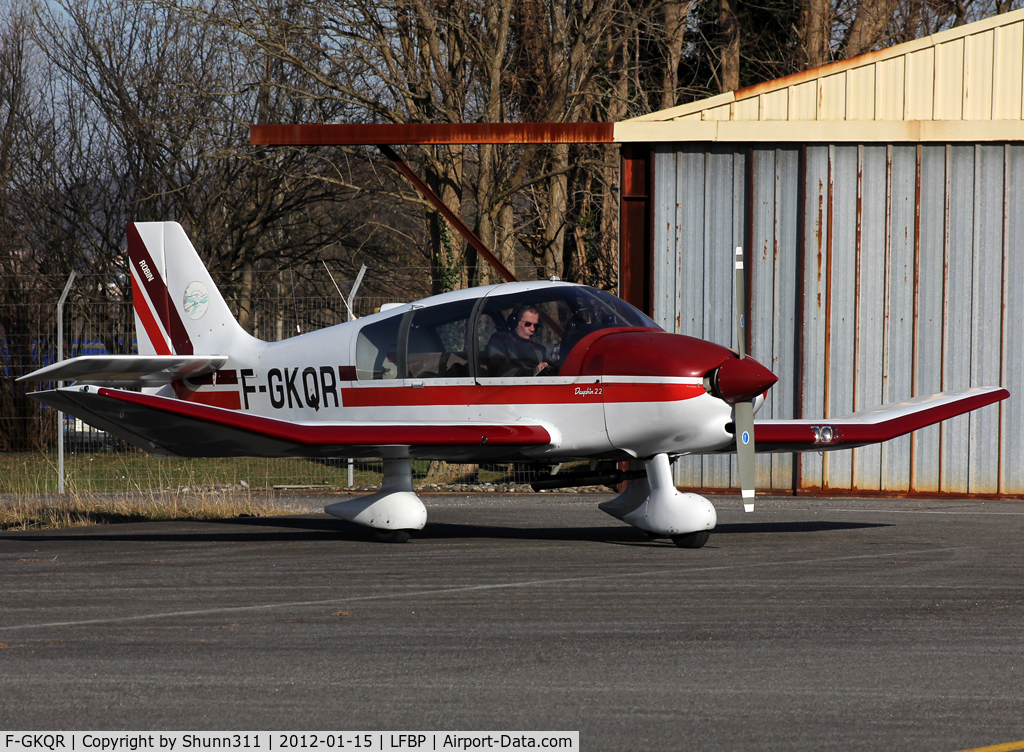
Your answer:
[0,452,391,495]
[0,452,568,530]
[0,452,379,530]
[0,452,533,495]
[0,491,293,531]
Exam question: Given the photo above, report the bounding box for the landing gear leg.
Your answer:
[598,453,716,544]
[324,458,426,542]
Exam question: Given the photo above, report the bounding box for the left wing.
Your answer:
[18,355,227,387]
[745,387,1009,453]
[28,386,557,460]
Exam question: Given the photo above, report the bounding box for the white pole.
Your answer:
[346,265,367,488]
[56,271,77,495]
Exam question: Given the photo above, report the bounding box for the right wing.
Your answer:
[749,387,1009,453]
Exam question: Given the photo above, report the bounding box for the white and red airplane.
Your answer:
[21,222,1008,547]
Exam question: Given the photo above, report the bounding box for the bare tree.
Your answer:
[33,0,396,325]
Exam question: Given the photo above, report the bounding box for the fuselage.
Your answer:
[157,281,769,461]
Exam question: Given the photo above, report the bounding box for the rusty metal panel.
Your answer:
[653,146,679,333]
[968,144,1005,493]
[620,145,653,315]
[1001,145,1024,494]
[852,145,887,491]
[881,145,918,491]
[678,148,708,340]
[666,146,707,489]
[799,146,832,489]
[823,145,859,489]
[912,144,947,492]
[750,149,776,491]
[649,139,1018,498]
[941,144,975,492]
[250,122,615,145]
[770,148,799,490]
[963,30,995,120]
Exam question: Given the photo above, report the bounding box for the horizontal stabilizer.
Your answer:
[18,355,227,387]
[748,387,1009,453]
[28,386,556,460]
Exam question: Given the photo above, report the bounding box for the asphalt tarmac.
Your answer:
[2,492,1023,752]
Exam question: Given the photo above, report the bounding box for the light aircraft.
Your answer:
[21,222,1008,547]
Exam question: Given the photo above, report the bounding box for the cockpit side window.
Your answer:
[476,296,562,378]
[355,314,403,380]
[406,299,475,378]
[474,287,660,378]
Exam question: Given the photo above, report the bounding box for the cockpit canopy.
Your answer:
[355,285,660,380]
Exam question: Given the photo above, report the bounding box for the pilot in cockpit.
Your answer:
[485,304,551,377]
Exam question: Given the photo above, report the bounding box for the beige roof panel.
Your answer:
[619,7,1024,142]
[614,119,1024,143]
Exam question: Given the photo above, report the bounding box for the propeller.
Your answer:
[733,246,756,512]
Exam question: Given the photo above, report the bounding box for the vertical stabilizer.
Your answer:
[127,222,253,356]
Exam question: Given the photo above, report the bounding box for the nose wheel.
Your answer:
[671,530,711,548]
[373,529,413,544]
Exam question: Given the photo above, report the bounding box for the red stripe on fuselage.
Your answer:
[339,382,704,407]
[602,383,705,402]
[186,390,242,410]
[131,274,172,355]
[171,379,242,410]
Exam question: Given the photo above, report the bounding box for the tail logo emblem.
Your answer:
[183,281,209,320]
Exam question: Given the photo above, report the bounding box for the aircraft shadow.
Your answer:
[0,515,889,546]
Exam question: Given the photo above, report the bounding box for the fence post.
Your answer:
[56,271,77,495]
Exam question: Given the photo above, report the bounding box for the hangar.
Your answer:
[253,11,1023,497]
[614,8,1024,497]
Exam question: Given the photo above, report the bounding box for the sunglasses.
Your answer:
[520,321,538,329]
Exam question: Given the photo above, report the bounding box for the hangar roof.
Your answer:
[615,8,1024,143]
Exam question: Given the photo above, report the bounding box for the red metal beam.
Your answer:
[376,145,518,283]
[251,123,614,146]
[618,144,653,316]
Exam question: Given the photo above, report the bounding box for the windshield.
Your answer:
[477,286,659,377]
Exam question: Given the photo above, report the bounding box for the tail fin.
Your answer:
[127,222,251,355]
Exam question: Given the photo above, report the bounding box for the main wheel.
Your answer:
[671,530,711,549]
[373,529,412,544]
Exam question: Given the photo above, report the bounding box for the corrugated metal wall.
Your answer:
[654,142,1023,496]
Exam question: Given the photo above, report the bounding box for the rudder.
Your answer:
[127,222,250,356]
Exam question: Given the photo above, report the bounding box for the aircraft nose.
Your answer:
[711,355,779,404]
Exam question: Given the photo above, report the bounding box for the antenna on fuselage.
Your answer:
[323,261,368,322]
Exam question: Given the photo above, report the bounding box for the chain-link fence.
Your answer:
[1,269,560,495]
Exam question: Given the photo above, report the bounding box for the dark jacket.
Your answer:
[484,330,547,377]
